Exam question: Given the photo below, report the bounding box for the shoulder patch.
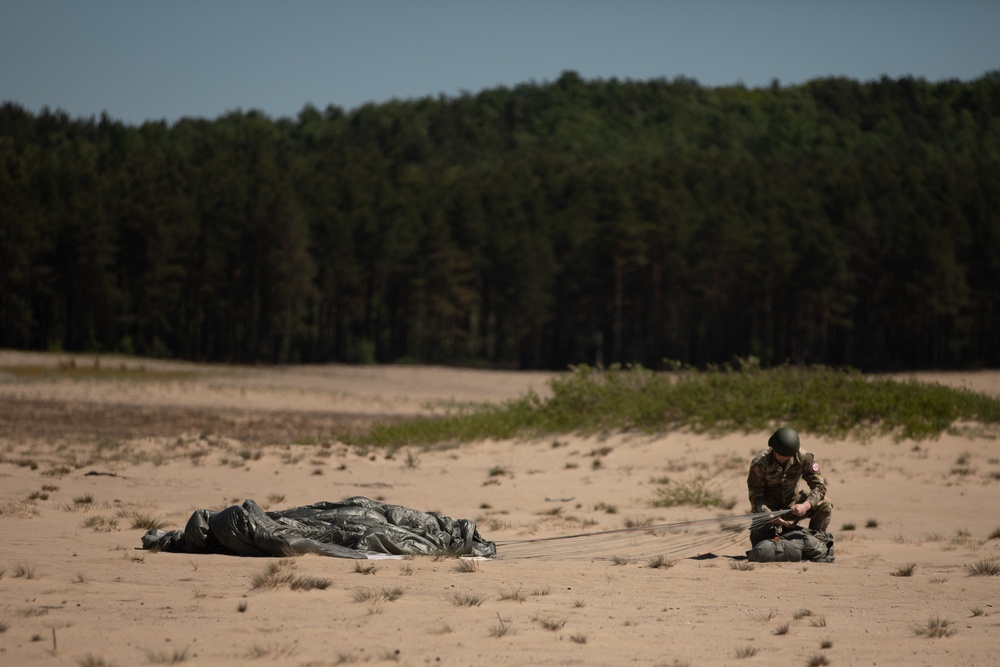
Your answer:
[752,465,762,477]
[811,462,820,472]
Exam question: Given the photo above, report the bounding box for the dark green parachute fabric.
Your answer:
[140,496,496,559]
[746,527,835,563]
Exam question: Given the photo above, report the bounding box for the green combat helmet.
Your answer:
[769,427,800,456]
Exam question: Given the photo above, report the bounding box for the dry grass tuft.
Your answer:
[773,622,790,635]
[352,587,378,603]
[891,562,916,577]
[13,563,38,579]
[950,528,984,548]
[453,558,480,573]
[735,646,758,659]
[807,655,830,666]
[250,560,331,591]
[452,592,484,607]
[250,562,287,590]
[19,607,49,618]
[490,613,514,638]
[499,587,526,603]
[352,586,404,604]
[914,617,956,638]
[647,555,674,569]
[82,515,119,532]
[0,499,40,518]
[382,586,403,602]
[651,476,736,509]
[537,616,566,631]
[353,562,379,575]
[119,510,167,531]
[965,558,1000,576]
[289,575,331,591]
[403,449,421,468]
[730,561,755,571]
[245,643,297,659]
[145,647,190,664]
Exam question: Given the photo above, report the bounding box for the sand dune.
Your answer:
[1,351,998,666]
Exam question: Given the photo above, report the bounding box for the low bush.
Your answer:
[348,361,1000,447]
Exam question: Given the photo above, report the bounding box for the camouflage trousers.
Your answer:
[749,492,833,547]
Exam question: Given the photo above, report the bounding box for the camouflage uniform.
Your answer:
[747,449,832,546]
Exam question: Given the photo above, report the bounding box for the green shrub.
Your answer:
[348,361,1000,447]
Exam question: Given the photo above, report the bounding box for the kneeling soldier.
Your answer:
[747,427,833,546]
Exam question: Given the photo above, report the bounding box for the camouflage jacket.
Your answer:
[747,449,827,513]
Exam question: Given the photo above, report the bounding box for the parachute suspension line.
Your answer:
[496,510,782,561]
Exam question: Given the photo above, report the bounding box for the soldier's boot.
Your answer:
[807,499,833,532]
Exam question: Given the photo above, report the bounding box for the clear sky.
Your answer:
[2,1,998,127]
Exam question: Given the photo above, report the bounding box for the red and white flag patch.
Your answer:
[812,463,820,472]
[752,466,762,477]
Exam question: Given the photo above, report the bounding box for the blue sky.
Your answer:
[2,1,998,126]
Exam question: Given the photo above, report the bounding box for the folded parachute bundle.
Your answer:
[141,496,496,559]
[746,527,835,563]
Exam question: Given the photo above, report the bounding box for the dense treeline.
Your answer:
[2,71,999,369]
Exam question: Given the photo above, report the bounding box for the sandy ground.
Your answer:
[1,350,999,666]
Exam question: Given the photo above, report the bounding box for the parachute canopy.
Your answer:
[141,496,496,559]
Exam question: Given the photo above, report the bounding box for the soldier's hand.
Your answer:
[790,501,812,517]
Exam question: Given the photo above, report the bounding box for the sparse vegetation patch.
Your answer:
[12,563,37,579]
[914,617,956,638]
[965,558,1000,576]
[452,592,483,607]
[250,560,331,592]
[350,363,1000,447]
[651,476,735,509]
[892,563,917,577]
[647,555,674,569]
